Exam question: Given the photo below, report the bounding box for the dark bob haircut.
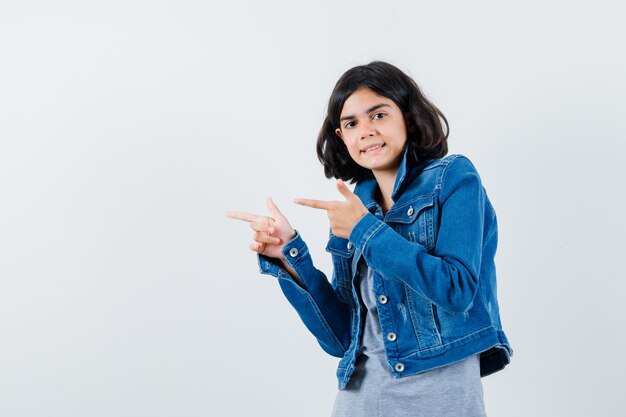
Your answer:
[317,61,449,184]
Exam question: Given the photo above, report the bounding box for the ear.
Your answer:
[335,127,344,140]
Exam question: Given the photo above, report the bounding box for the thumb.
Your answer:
[266,196,284,219]
[336,179,355,201]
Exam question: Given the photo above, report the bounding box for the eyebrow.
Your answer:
[339,103,391,122]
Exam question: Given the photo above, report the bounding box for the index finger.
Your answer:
[294,198,333,210]
[225,211,259,222]
[266,196,284,219]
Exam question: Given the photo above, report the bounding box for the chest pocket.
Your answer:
[386,193,436,251]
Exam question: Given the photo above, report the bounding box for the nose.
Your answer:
[359,119,376,140]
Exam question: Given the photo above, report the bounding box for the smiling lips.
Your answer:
[361,143,386,154]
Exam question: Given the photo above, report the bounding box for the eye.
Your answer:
[373,112,386,120]
[344,121,356,129]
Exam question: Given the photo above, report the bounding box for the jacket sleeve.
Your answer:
[257,231,351,357]
[349,156,487,314]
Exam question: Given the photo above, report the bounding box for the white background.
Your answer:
[1,1,624,416]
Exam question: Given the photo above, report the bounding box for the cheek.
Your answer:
[348,143,362,158]
[342,143,361,163]
[391,127,408,146]
[340,137,357,152]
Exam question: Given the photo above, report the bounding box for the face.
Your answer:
[335,87,409,178]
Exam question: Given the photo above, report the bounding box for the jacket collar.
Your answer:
[353,146,433,211]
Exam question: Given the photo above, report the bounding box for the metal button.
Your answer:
[387,332,397,341]
[289,248,298,257]
[395,363,405,372]
[378,295,388,304]
[347,242,353,250]
[407,206,414,216]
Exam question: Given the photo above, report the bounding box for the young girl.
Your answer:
[226,61,512,417]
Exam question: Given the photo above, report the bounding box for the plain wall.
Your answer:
[1,0,624,415]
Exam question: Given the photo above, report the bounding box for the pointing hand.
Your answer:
[225,197,296,260]
[294,180,368,239]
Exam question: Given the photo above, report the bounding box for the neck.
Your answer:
[373,168,398,214]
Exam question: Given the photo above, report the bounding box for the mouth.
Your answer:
[360,143,386,154]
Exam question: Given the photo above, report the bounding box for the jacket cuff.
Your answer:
[349,212,386,253]
[257,230,307,282]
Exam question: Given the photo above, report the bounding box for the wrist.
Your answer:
[278,229,300,263]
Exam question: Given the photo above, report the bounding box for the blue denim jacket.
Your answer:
[258,149,512,389]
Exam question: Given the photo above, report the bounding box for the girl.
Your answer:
[226,61,512,417]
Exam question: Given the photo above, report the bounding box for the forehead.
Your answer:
[340,87,398,115]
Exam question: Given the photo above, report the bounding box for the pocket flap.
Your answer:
[385,193,434,224]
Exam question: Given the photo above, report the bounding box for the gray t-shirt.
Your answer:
[331,256,487,417]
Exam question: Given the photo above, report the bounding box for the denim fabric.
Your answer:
[258,148,513,389]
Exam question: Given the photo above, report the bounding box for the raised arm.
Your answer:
[349,156,491,314]
[226,198,351,357]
